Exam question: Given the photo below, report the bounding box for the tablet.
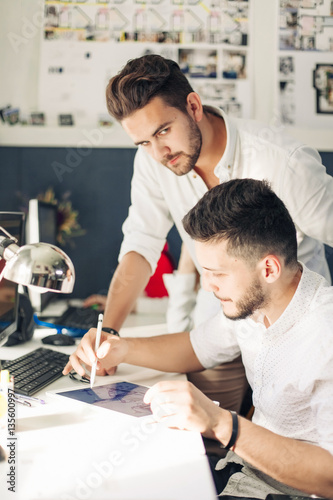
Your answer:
[50,381,152,418]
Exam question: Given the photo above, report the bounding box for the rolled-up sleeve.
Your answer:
[282,146,333,247]
[118,149,174,274]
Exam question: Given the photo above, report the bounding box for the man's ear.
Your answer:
[260,255,282,283]
[186,92,203,122]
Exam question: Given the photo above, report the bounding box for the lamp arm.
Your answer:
[0,235,20,261]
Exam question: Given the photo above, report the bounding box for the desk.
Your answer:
[0,325,217,500]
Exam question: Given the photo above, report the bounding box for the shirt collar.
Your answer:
[204,106,238,182]
[263,264,327,336]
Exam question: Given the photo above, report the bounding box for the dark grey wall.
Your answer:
[0,146,182,298]
[0,146,331,298]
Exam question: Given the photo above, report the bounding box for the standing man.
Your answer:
[85,54,333,411]
[65,179,333,498]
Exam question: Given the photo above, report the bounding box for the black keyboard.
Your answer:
[51,306,100,335]
[1,347,69,396]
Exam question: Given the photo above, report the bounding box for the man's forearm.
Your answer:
[102,251,152,331]
[123,332,204,374]
[213,413,333,498]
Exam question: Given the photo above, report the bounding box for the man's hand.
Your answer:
[144,380,228,439]
[82,294,107,311]
[62,328,128,378]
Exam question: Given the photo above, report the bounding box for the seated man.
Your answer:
[64,179,333,498]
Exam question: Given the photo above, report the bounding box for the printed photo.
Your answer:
[313,63,333,114]
[45,5,59,28]
[222,49,247,79]
[279,80,295,124]
[279,29,297,50]
[279,56,294,78]
[30,113,46,126]
[179,48,217,78]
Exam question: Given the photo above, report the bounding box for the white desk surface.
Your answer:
[0,324,217,500]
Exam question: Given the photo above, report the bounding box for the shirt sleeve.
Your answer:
[118,149,174,275]
[282,145,333,248]
[190,311,241,369]
[162,272,197,333]
[307,313,333,456]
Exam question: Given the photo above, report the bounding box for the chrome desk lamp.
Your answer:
[0,225,75,293]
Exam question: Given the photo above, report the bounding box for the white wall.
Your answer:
[0,0,275,119]
[0,0,42,112]
[0,0,331,150]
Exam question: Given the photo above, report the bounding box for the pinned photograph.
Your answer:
[222,49,247,79]
[279,56,294,78]
[58,114,74,126]
[45,5,59,28]
[3,108,20,125]
[279,29,297,50]
[179,49,217,78]
[279,80,295,124]
[280,8,298,29]
[30,113,46,126]
[313,63,333,114]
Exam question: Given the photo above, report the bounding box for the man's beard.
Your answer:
[162,117,202,176]
[221,278,268,321]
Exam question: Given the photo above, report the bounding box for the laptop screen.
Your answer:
[0,212,25,346]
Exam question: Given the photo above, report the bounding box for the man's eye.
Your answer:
[140,141,150,147]
[159,128,168,136]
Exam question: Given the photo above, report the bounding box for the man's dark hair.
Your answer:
[106,54,194,121]
[182,179,298,268]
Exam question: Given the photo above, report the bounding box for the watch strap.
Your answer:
[102,327,120,337]
[223,411,239,450]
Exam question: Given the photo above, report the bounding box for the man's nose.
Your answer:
[202,271,218,293]
[152,141,170,161]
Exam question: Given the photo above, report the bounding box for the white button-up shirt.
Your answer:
[119,108,333,283]
[190,265,333,455]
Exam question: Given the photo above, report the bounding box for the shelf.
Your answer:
[0,124,135,149]
[0,124,332,152]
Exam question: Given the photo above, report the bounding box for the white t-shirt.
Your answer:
[190,265,333,456]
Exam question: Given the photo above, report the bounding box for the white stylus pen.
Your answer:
[90,313,103,389]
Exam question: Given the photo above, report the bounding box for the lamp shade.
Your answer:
[1,241,75,293]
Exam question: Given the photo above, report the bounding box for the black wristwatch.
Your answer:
[102,327,120,337]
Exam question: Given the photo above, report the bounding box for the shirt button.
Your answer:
[228,165,231,170]
[192,173,197,178]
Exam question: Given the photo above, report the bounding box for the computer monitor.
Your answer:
[0,212,25,346]
[27,199,58,313]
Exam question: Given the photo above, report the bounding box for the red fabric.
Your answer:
[144,244,175,298]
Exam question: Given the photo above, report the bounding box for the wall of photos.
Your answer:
[0,0,332,149]
[277,0,333,129]
[39,0,254,127]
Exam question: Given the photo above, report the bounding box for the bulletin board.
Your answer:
[38,0,254,127]
[277,0,333,129]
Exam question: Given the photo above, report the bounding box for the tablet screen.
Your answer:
[56,381,152,417]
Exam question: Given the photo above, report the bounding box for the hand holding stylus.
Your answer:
[63,321,125,379]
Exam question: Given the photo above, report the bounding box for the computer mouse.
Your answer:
[42,334,76,346]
